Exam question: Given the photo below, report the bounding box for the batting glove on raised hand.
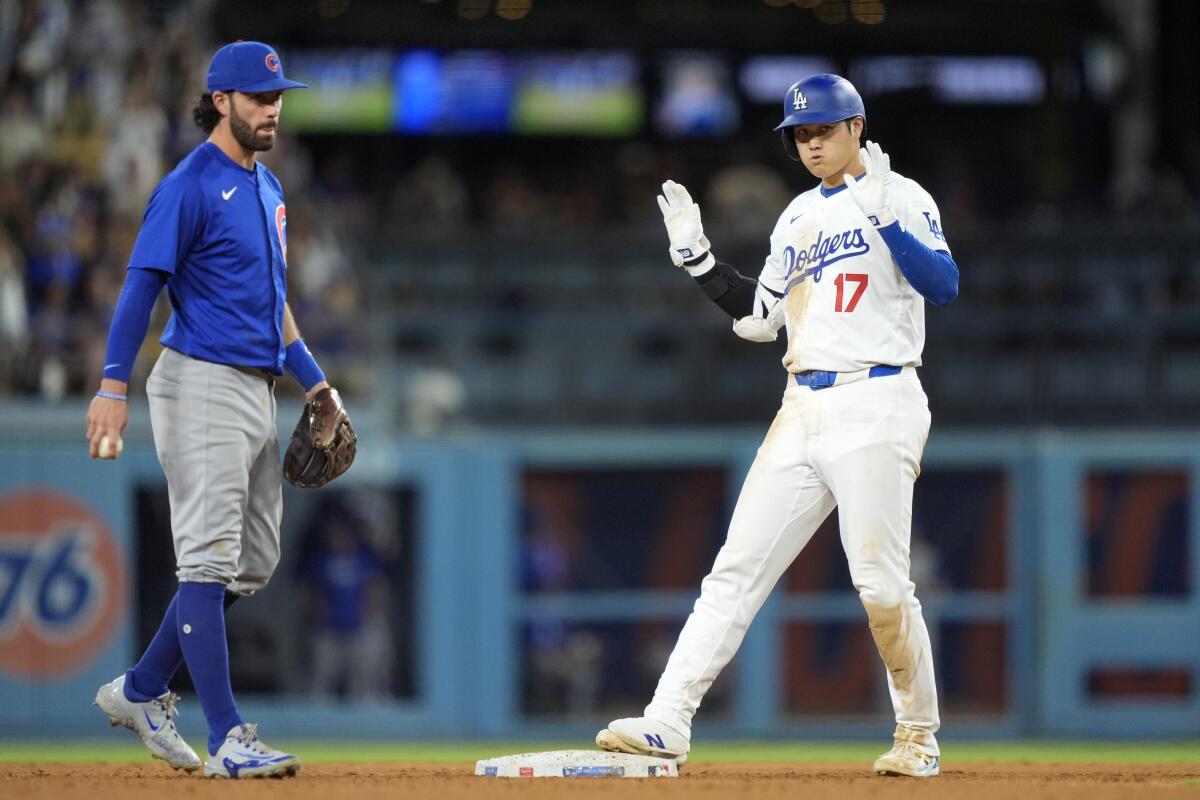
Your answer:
[843,140,898,228]
[657,180,712,267]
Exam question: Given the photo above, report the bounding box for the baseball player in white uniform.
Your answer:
[596,74,958,778]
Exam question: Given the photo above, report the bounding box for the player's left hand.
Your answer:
[843,140,898,228]
[283,386,357,489]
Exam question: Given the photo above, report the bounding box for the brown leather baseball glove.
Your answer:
[284,387,357,489]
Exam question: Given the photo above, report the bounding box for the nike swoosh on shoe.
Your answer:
[224,755,290,777]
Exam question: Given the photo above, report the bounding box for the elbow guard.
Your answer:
[695,260,758,319]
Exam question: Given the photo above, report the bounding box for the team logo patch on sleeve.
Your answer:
[275,204,287,263]
[922,211,946,242]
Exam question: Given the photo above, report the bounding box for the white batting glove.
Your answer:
[657,180,712,267]
[843,140,897,228]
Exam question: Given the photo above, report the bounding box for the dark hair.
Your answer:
[192,92,222,133]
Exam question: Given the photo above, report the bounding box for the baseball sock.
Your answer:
[125,590,242,702]
[124,592,181,701]
[176,581,245,755]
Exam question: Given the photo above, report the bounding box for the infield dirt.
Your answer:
[3,762,1198,799]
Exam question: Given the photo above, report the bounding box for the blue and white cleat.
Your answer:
[204,724,300,779]
[94,674,201,771]
[873,742,940,777]
[595,716,690,765]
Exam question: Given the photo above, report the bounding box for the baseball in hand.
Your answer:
[99,435,124,459]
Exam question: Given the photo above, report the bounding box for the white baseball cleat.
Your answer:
[596,717,690,765]
[94,674,201,771]
[873,742,940,777]
[204,723,300,779]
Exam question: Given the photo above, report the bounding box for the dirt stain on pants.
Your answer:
[864,601,916,690]
[862,598,937,749]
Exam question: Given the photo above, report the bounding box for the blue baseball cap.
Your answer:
[206,41,308,93]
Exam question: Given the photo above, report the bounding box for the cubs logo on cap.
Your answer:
[207,41,308,93]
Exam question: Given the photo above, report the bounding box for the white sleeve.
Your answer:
[752,211,791,317]
[899,184,951,255]
[728,208,794,342]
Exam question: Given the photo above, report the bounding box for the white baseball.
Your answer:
[99,435,124,459]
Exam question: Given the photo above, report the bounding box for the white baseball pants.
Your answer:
[645,367,940,751]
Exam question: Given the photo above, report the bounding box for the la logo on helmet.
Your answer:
[793,89,807,110]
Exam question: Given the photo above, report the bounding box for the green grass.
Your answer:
[2,740,1199,765]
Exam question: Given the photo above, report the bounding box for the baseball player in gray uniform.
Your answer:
[87,42,351,778]
[597,74,959,778]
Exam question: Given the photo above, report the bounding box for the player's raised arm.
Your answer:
[843,141,959,306]
[657,180,784,342]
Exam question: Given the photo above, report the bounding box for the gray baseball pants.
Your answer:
[146,347,282,596]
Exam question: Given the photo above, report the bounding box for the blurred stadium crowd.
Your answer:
[4,0,1200,427]
[0,0,363,401]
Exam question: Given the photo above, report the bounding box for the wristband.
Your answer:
[865,206,898,229]
[683,251,715,276]
[284,339,326,391]
[96,390,128,401]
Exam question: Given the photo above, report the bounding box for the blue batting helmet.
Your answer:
[775,74,864,161]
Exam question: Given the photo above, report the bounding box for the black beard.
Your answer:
[229,101,274,152]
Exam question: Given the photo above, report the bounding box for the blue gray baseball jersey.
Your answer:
[129,141,289,372]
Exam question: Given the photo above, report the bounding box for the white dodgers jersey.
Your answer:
[756,172,950,373]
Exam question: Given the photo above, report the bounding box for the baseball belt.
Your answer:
[793,364,902,391]
[230,364,276,386]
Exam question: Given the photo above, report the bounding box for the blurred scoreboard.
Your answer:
[279,47,1047,137]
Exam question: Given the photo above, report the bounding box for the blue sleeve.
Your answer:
[284,339,326,391]
[876,221,959,306]
[102,268,169,382]
[261,166,283,195]
[127,174,204,275]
